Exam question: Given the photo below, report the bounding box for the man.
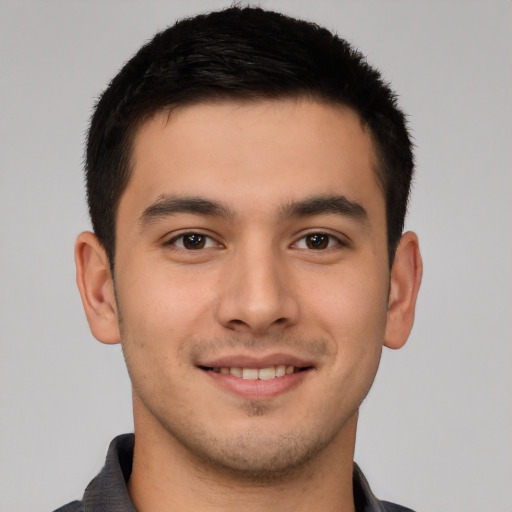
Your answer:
[60,6,422,512]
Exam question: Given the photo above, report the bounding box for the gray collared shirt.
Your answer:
[54,434,415,512]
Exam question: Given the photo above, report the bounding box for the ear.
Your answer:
[384,231,423,350]
[75,231,121,344]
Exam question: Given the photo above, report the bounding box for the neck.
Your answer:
[127,402,358,512]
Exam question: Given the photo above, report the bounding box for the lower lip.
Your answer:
[202,369,310,400]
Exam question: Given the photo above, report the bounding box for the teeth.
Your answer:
[242,368,259,380]
[230,367,243,378]
[258,367,276,380]
[276,365,286,377]
[218,365,298,380]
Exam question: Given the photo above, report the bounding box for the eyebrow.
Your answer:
[138,195,234,227]
[279,195,369,224]
[138,193,369,228]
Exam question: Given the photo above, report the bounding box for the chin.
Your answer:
[195,432,329,482]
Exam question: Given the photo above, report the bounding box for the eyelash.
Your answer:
[293,232,344,250]
[165,231,346,251]
[166,232,221,251]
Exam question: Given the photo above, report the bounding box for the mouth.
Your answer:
[198,364,312,381]
[196,356,314,400]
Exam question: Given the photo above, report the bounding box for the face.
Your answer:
[113,99,391,477]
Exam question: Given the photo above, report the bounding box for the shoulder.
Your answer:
[381,501,416,512]
[353,463,417,512]
[52,500,83,512]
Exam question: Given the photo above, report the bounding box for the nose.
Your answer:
[214,242,300,335]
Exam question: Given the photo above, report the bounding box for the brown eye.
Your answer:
[182,233,206,249]
[305,233,330,250]
[169,233,218,250]
[293,232,343,251]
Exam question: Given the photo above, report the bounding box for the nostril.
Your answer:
[230,319,247,327]
[229,316,288,330]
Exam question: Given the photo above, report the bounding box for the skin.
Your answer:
[75,98,422,512]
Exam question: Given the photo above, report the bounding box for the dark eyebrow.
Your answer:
[138,195,234,227]
[279,195,369,224]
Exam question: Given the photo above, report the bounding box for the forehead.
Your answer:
[121,98,384,221]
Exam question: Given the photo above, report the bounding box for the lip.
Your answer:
[196,353,314,400]
[197,353,314,370]
[202,367,311,400]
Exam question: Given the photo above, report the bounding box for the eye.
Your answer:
[294,233,341,250]
[168,233,218,250]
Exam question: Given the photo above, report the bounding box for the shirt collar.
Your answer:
[353,462,390,512]
[82,433,390,512]
[83,434,136,512]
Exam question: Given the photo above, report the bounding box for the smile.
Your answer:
[198,360,313,399]
[205,365,301,380]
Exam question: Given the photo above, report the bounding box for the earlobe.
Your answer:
[75,231,121,344]
[384,231,423,350]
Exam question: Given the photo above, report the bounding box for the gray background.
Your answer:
[1,1,511,511]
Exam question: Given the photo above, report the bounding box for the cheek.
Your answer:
[115,261,228,395]
[312,275,387,421]
[116,270,203,403]
[117,261,216,333]
[305,264,389,378]
[308,263,389,332]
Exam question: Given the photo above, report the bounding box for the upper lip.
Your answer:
[196,353,314,370]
